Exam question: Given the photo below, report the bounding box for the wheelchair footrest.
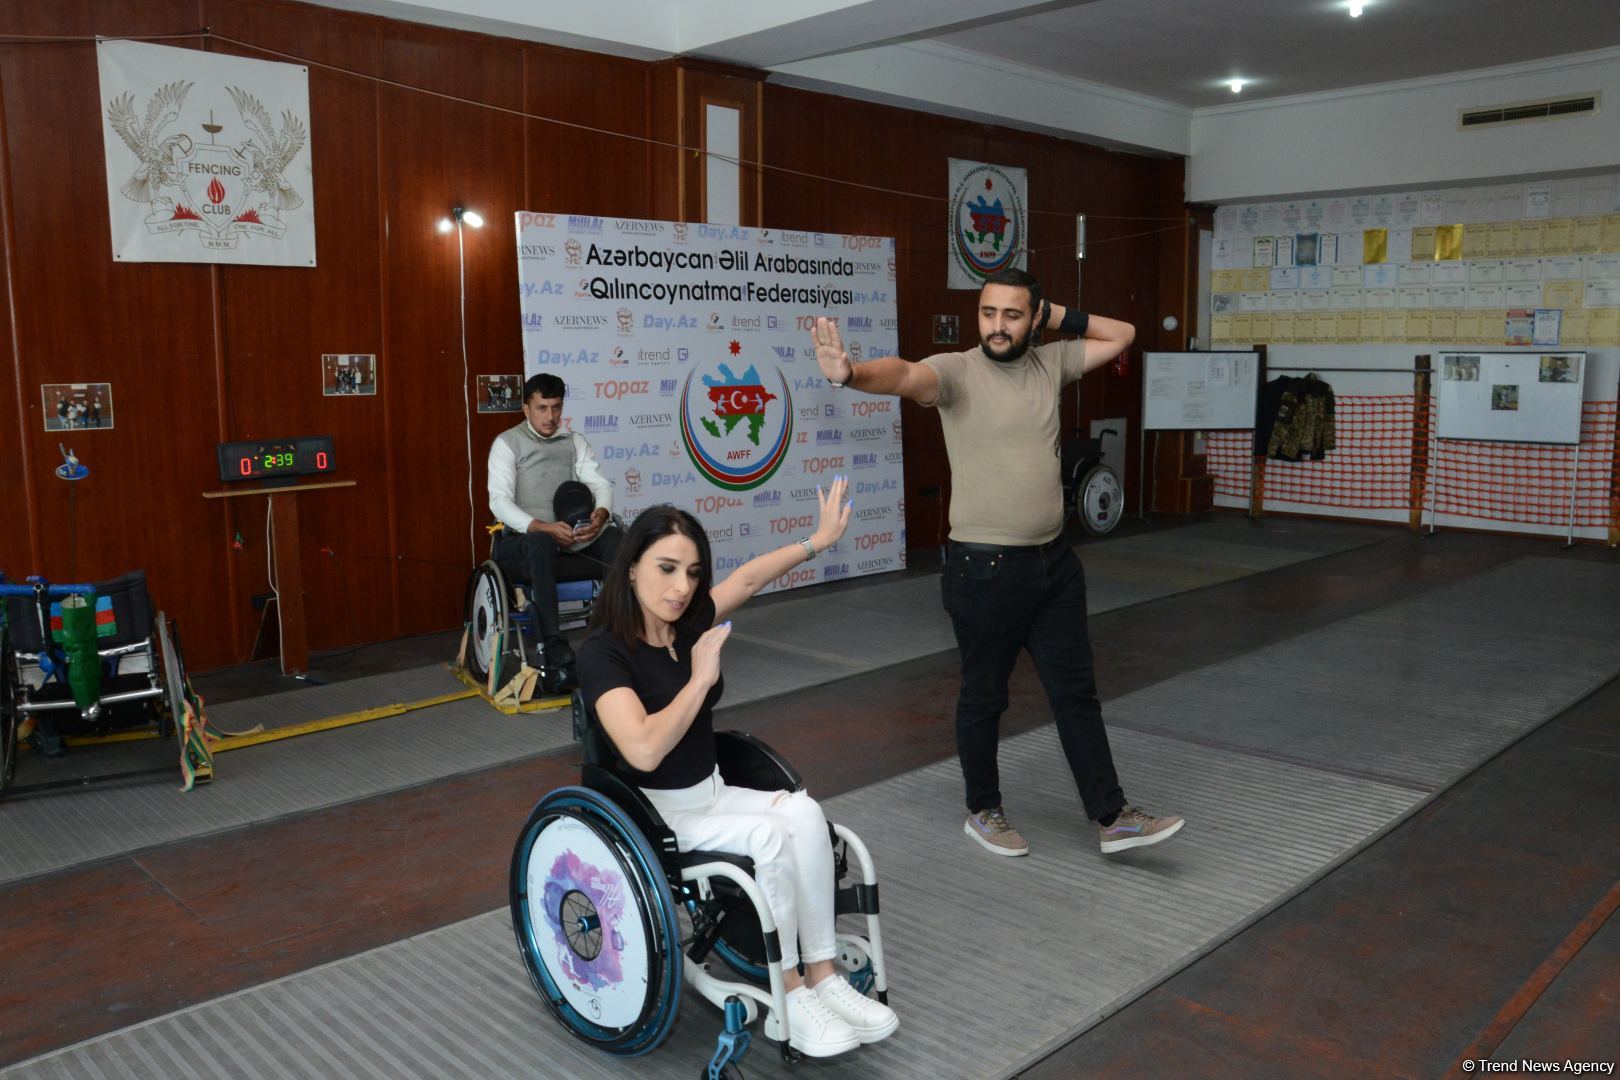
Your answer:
[834,881,879,916]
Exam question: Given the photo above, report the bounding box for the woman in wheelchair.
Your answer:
[575,477,898,1059]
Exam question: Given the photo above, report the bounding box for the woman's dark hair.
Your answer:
[590,505,714,647]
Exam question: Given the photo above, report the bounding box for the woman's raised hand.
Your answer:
[690,621,731,689]
[809,474,853,553]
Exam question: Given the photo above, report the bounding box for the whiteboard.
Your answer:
[1435,352,1584,444]
[1142,351,1260,431]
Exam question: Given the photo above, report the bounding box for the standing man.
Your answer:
[811,268,1183,857]
[488,372,620,674]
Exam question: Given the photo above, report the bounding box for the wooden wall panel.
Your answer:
[0,1,1178,667]
[762,85,1178,545]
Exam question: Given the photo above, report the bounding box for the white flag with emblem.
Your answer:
[98,40,316,266]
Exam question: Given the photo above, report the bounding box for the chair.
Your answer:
[507,691,889,1075]
[462,525,605,694]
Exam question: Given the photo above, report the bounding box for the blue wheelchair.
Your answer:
[509,692,889,1077]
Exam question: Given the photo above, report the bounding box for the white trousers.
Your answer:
[642,769,836,969]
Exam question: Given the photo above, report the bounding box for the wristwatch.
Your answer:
[798,537,818,560]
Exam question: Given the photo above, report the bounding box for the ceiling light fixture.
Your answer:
[1229,79,1245,94]
[453,206,484,228]
[1349,1,1364,16]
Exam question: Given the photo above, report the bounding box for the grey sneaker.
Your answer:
[964,806,1029,856]
[1099,805,1184,854]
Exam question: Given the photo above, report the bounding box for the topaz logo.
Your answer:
[769,514,815,535]
[855,531,895,551]
[802,456,845,476]
[595,380,650,399]
[694,494,745,514]
[796,316,834,331]
[852,400,892,418]
[518,213,556,229]
[843,236,883,252]
[774,568,816,589]
[565,239,583,265]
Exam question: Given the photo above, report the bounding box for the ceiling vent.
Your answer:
[1459,93,1598,129]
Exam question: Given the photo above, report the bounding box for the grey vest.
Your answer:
[497,423,577,524]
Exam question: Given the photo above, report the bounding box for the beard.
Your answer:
[982,326,1033,363]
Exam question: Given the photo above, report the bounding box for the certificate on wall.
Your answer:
[1319,233,1338,264]
[1532,309,1562,346]
[1254,236,1275,267]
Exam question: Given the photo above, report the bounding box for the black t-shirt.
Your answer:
[576,595,724,789]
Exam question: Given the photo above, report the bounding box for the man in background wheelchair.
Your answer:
[509,483,896,1074]
[485,373,620,688]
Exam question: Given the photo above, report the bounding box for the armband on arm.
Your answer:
[1059,308,1089,337]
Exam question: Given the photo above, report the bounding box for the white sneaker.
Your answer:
[783,986,860,1058]
[813,974,899,1044]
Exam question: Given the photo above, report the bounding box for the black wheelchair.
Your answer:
[508,692,889,1077]
[461,527,604,698]
[0,571,210,796]
[1061,427,1124,536]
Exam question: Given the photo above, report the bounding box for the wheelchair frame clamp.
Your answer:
[704,998,751,1080]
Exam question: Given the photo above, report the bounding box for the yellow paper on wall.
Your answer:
[1211,313,1234,343]
[1406,310,1433,342]
[1314,312,1337,342]
[1571,217,1601,253]
[1512,221,1545,257]
[1559,308,1588,345]
[1359,310,1384,342]
[1231,313,1254,342]
[1543,218,1573,255]
[1211,269,1241,292]
[1602,214,1620,253]
[1452,310,1481,344]
[1383,311,1408,342]
[1434,224,1464,261]
[1590,308,1620,346]
[1429,310,1459,342]
[1543,280,1585,308]
[1483,223,1512,257]
[1291,312,1315,342]
[1335,312,1360,342]
[1240,267,1270,291]
[1362,228,1387,264]
[1410,226,1436,262]
[1250,313,1274,342]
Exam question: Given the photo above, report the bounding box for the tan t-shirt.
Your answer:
[921,340,1087,545]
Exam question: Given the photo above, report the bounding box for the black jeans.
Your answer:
[493,525,621,640]
[940,538,1125,822]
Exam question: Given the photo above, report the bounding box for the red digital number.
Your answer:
[239,457,253,476]
[315,451,328,469]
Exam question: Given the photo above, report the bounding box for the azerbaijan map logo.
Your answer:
[679,341,793,491]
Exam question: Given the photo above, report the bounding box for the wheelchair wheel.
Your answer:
[464,561,521,687]
[510,786,682,1056]
[1075,464,1123,536]
[155,612,185,740]
[1,626,18,794]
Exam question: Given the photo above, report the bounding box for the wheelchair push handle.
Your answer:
[0,576,97,599]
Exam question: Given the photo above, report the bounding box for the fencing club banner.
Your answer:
[98,40,316,266]
[515,213,905,593]
[947,158,1027,289]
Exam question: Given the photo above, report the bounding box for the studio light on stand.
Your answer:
[448,205,485,567]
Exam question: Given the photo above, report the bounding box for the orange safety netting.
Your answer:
[1205,398,1619,528]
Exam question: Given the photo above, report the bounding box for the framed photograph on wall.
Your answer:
[322,353,377,396]
[41,382,114,431]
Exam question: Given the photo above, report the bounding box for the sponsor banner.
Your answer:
[516,215,903,593]
[947,158,1026,289]
[98,41,315,265]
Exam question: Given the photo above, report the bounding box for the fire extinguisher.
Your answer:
[1112,351,1131,379]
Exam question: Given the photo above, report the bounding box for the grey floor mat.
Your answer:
[0,521,1371,886]
[10,553,1614,1080]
